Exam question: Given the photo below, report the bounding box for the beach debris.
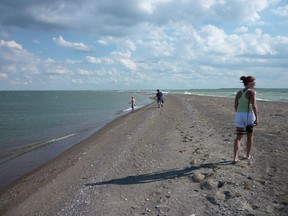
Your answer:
[145,208,151,212]
[200,179,219,190]
[215,191,226,201]
[190,172,205,182]
[206,195,218,205]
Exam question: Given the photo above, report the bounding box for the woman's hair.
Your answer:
[240,76,256,86]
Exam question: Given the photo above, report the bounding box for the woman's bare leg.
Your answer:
[246,132,253,159]
[234,128,244,162]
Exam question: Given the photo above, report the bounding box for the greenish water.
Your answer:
[169,88,288,102]
[0,91,152,189]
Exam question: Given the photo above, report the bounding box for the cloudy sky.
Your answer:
[0,0,287,90]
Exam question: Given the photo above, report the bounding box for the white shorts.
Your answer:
[235,112,256,128]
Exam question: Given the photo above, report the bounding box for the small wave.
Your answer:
[184,91,192,95]
[123,107,132,112]
[43,133,77,145]
[0,133,78,164]
[185,92,207,96]
[182,91,208,96]
[123,105,142,112]
[256,97,270,102]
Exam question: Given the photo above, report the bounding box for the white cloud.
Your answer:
[44,58,56,63]
[0,0,287,89]
[98,40,108,45]
[65,59,81,64]
[53,36,90,52]
[71,79,84,84]
[0,73,8,79]
[79,69,94,75]
[86,56,102,64]
[54,66,68,74]
[125,40,136,51]
[142,40,174,57]
[0,0,279,35]
[0,40,23,49]
[272,4,288,17]
[0,40,40,74]
[234,26,249,33]
[200,25,226,46]
[111,51,132,58]
[139,0,173,14]
[120,58,137,71]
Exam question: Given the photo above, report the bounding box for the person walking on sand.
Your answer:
[233,76,259,164]
[129,96,136,112]
[155,89,164,108]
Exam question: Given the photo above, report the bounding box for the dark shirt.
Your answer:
[156,92,163,100]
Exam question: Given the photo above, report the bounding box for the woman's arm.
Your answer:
[251,91,259,125]
[234,91,241,112]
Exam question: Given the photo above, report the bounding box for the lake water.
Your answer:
[0,91,152,189]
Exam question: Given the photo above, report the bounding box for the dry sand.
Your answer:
[0,94,287,216]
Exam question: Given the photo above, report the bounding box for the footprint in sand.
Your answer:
[157,195,171,204]
[156,195,171,214]
[265,165,278,177]
[192,147,202,155]
[156,205,171,214]
[182,136,188,142]
[178,148,189,153]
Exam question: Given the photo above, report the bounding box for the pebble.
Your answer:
[191,172,205,182]
[200,180,219,190]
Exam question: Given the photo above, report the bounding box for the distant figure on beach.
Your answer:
[233,76,259,164]
[155,89,164,108]
[129,96,136,112]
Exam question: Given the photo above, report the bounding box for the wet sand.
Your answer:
[0,94,287,215]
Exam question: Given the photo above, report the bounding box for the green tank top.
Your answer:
[237,90,252,112]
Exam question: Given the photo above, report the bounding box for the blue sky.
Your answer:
[0,0,287,90]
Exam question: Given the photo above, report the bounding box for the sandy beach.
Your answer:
[0,94,287,216]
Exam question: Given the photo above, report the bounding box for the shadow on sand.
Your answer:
[85,160,232,186]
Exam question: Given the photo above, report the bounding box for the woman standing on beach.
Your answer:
[234,76,259,163]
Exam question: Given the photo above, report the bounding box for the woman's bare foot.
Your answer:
[247,155,253,160]
[232,159,240,165]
